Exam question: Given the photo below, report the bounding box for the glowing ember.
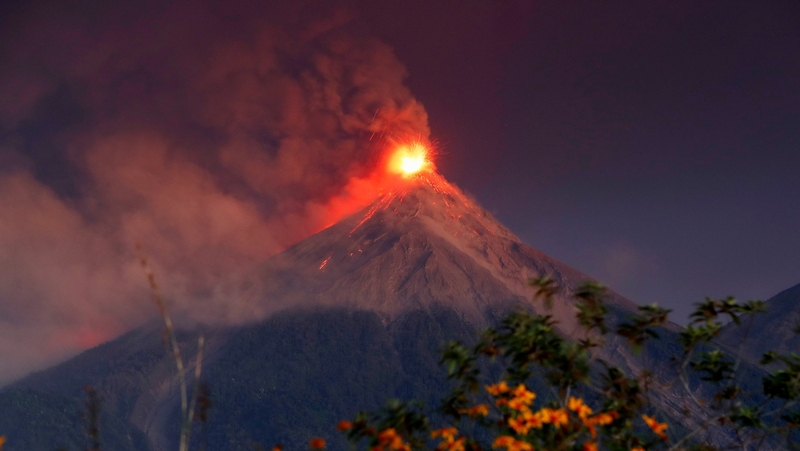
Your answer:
[387,143,432,177]
[319,256,331,270]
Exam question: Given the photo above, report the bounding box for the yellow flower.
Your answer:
[642,414,668,441]
[486,381,510,396]
[492,436,533,451]
[567,397,593,418]
[310,438,326,449]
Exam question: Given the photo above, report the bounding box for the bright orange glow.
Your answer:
[387,143,432,177]
[294,140,437,242]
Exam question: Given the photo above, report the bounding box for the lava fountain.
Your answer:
[386,142,433,177]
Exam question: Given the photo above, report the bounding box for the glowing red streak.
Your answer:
[350,192,397,235]
[319,256,331,270]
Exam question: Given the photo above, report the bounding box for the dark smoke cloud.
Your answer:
[0,0,430,384]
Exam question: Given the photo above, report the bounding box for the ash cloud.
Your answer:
[0,0,430,384]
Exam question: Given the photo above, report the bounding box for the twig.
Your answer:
[138,246,205,451]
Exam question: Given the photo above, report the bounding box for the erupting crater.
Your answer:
[386,142,433,177]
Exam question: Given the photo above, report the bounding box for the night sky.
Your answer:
[353,0,800,320]
[1,0,799,382]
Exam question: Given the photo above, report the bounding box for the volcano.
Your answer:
[0,171,743,451]
[232,171,642,332]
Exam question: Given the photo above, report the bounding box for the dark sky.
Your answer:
[349,0,800,321]
[1,0,799,382]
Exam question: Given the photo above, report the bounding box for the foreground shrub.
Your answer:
[331,279,799,451]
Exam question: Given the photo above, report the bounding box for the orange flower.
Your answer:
[377,428,409,451]
[444,437,466,451]
[507,398,532,412]
[431,427,458,441]
[310,438,326,449]
[581,410,617,438]
[508,410,544,435]
[539,407,569,428]
[642,414,668,441]
[506,384,536,411]
[631,447,645,451]
[510,384,536,406]
[459,404,490,417]
[432,427,464,451]
[587,412,616,426]
[272,445,283,451]
[508,416,531,435]
[337,420,353,431]
[567,397,593,418]
[582,442,598,451]
[492,436,533,451]
[0,437,6,451]
[486,381,510,396]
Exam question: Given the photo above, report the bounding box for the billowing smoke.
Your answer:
[0,0,430,384]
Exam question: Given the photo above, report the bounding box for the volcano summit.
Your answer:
[240,170,642,333]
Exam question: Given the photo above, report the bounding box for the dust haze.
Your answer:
[0,0,430,384]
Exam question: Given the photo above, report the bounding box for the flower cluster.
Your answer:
[486,382,621,451]
[431,427,465,451]
[337,419,412,451]
[492,436,533,451]
[375,428,412,451]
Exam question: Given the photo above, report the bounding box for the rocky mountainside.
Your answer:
[718,282,800,363]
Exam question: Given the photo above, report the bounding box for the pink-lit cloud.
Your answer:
[0,0,430,384]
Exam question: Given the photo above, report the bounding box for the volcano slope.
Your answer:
[718,282,800,364]
[0,173,752,450]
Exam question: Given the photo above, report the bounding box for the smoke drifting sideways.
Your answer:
[0,0,430,384]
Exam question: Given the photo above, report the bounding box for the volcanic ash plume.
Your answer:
[0,2,430,384]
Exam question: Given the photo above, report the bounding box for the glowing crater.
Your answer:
[387,143,432,177]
